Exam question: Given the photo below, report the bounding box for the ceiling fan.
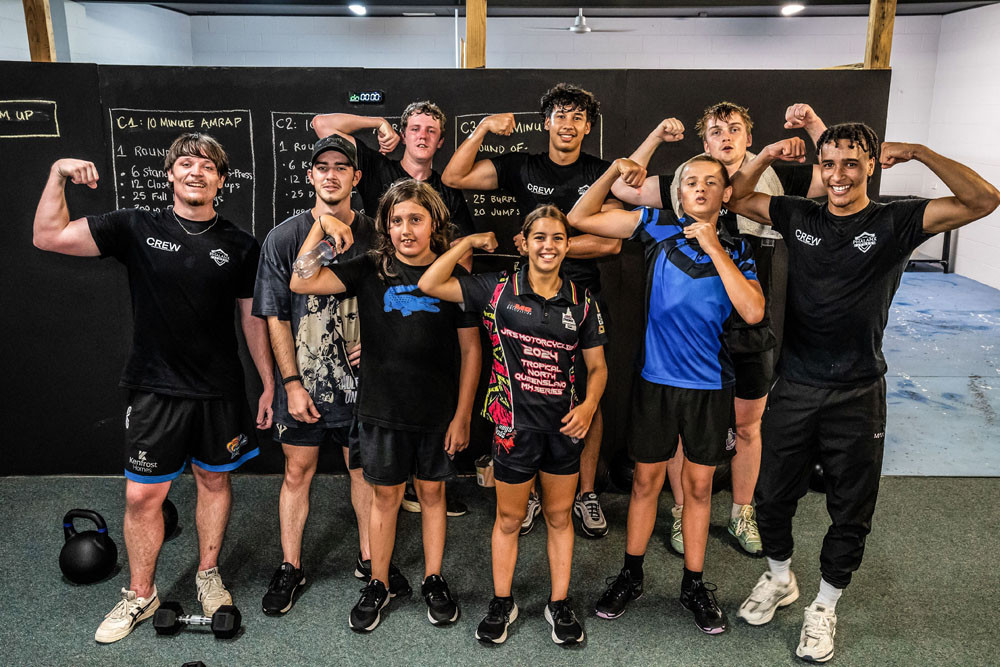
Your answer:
[524,8,635,34]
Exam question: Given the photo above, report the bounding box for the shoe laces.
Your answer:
[423,576,450,604]
[580,495,602,521]
[803,606,834,641]
[486,597,512,623]
[197,570,228,603]
[358,580,386,607]
[105,589,137,620]
[270,564,299,591]
[548,598,577,627]
[603,569,635,599]
[734,506,761,540]
[689,581,721,612]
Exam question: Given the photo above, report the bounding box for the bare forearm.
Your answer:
[241,308,275,389]
[266,317,299,380]
[568,234,622,258]
[582,364,607,409]
[628,133,664,168]
[418,236,472,298]
[804,119,827,146]
[731,153,775,202]
[442,125,488,186]
[569,165,618,224]
[708,249,764,324]
[34,168,72,248]
[313,113,382,138]
[289,218,330,294]
[453,330,481,421]
[916,145,1000,212]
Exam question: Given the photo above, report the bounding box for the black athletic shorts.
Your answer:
[732,347,776,401]
[627,377,735,466]
[492,427,583,484]
[356,422,455,486]
[276,419,362,469]
[124,390,259,484]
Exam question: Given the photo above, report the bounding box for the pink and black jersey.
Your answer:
[458,264,607,439]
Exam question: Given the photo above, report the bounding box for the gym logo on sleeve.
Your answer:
[853,232,877,253]
[383,285,440,316]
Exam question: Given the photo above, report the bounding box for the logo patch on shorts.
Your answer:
[226,433,248,459]
[853,232,876,253]
[210,248,230,266]
[562,308,577,331]
[725,428,736,451]
[597,311,605,335]
[275,423,287,439]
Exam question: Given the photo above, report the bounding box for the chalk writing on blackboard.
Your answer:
[0,100,59,138]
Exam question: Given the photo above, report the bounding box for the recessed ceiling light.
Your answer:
[781,4,805,16]
[348,4,366,15]
[403,12,436,17]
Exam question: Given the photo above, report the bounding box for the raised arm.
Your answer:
[33,159,101,257]
[611,117,684,207]
[783,103,827,198]
[238,298,275,429]
[418,232,498,303]
[441,113,514,190]
[288,217,350,295]
[728,138,807,225]
[311,113,399,154]
[881,142,1000,234]
[568,160,645,239]
[684,222,765,324]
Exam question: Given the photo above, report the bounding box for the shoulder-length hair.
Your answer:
[372,179,453,281]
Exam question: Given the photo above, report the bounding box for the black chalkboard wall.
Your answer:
[2,61,890,475]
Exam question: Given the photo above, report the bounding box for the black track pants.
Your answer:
[755,375,886,589]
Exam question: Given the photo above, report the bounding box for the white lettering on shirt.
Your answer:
[794,229,822,247]
[146,237,180,252]
[526,183,555,196]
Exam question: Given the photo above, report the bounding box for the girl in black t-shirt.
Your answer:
[290,179,481,633]
[420,206,608,646]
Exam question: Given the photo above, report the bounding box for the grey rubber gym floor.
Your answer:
[2,474,997,666]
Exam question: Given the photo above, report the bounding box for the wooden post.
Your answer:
[465,0,486,69]
[864,0,896,69]
[22,0,56,62]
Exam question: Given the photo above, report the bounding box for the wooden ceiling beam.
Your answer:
[465,0,486,69]
[22,0,56,62]
[864,0,897,69]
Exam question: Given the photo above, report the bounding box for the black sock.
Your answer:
[495,594,513,602]
[624,553,644,580]
[682,567,702,591]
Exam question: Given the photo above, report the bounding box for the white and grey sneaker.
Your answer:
[520,492,542,536]
[196,566,233,616]
[94,587,160,643]
[737,571,800,626]
[574,492,608,538]
[796,602,837,663]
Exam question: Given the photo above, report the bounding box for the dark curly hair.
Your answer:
[372,179,453,281]
[817,122,881,162]
[540,83,601,122]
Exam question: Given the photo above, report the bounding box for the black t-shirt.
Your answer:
[491,151,612,292]
[329,254,478,431]
[458,265,607,435]
[770,196,932,388]
[253,210,374,427]
[354,140,474,238]
[87,208,260,399]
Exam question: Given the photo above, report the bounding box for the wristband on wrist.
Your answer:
[282,375,302,386]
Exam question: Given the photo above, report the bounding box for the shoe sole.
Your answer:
[94,598,160,644]
[446,509,467,517]
[262,576,306,616]
[427,605,460,625]
[354,567,369,581]
[595,590,643,619]
[796,646,835,663]
[727,526,763,556]
[544,605,584,645]
[738,587,800,626]
[349,596,389,633]
[573,505,608,538]
[475,603,518,644]
[400,501,421,513]
[679,599,728,635]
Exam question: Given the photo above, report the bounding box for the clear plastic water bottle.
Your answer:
[293,236,338,279]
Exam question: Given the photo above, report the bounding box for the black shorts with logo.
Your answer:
[627,377,735,467]
[276,419,362,470]
[124,390,259,483]
[492,427,583,484]
[732,347,776,401]
[355,422,455,486]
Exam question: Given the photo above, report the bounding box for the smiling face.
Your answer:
[545,104,591,155]
[308,151,359,206]
[401,112,445,162]
[388,198,436,264]
[525,216,570,275]
[678,159,732,221]
[167,153,225,208]
[819,139,875,215]
[702,113,752,169]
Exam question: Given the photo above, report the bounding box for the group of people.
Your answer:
[33,82,999,662]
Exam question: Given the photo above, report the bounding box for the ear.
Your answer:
[167,168,175,184]
[583,120,592,136]
[746,132,753,149]
[543,116,551,131]
[722,184,733,205]
[703,139,711,154]
[306,168,314,186]
[866,157,875,177]
[436,136,444,149]
[352,168,362,187]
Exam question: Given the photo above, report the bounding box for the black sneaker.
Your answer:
[353,554,411,598]
[421,574,459,625]
[349,579,390,632]
[545,598,585,645]
[262,562,305,616]
[446,496,468,517]
[475,596,518,644]
[595,568,643,619]
[679,580,728,635]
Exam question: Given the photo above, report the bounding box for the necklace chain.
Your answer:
[171,207,219,236]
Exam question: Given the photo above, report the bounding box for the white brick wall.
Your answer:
[0,0,30,60]
[925,2,1000,288]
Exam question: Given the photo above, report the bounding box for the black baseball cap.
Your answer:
[311,135,358,169]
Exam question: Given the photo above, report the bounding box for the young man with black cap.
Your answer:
[442,82,622,538]
[32,132,274,643]
[728,126,1000,663]
[255,135,404,614]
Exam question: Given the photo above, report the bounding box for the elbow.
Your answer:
[311,115,330,138]
[289,278,306,294]
[744,300,766,326]
[416,277,432,295]
[441,172,459,189]
[606,239,623,256]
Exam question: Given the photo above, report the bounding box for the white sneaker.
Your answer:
[196,567,233,616]
[94,587,160,643]
[796,602,837,663]
[738,571,800,626]
[520,493,542,536]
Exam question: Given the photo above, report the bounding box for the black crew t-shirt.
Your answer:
[458,265,607,435]
[492,151,612,292]
[769,196,932,388]
[354,140,474,238]
[253,209,375,427]
[329,254,478,432]
[87,208,260,399]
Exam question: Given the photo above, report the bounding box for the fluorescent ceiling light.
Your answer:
[781,4,805,15]
[348,4,366,15]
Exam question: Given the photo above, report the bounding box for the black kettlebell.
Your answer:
[60,509,118,584]
[162,498,179,541]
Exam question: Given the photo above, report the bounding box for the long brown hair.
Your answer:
[372,179,453,281]
[520,204,570,238]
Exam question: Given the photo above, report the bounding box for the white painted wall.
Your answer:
[0,0,30,61]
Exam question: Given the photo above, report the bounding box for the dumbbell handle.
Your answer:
[177,614,213,627]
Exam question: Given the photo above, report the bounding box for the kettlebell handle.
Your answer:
[63,509,109,541]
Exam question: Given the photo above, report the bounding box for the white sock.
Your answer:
[731,502,746,520]
[813,578,843,611]
[767,557,792,584]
